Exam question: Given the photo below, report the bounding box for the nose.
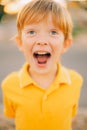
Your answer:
[36,42,48,46]
[35,33,49,46]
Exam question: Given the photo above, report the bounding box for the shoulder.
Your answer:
[1,72,19,91]
[68,68,83,88]
[1,63,29,91]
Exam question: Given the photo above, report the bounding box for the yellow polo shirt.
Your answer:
[2,63,83,130]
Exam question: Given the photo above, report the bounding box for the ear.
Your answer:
[61,38,72,54]
[15,35,23,51]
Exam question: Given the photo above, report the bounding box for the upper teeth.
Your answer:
[36,52,48,55]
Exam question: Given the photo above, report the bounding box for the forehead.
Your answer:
[23,12,60,30]
[23,13,58,30]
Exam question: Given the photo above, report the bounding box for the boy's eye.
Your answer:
[50,30,58,35]
[28,31,36,35]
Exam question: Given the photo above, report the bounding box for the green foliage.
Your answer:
[0,5,5,22]
[72,20,87,37]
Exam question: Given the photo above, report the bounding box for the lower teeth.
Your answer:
[38,61,46,64]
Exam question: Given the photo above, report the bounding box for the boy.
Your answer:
[1,0,83,130]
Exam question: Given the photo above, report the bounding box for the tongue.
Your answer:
[37,56,48,64]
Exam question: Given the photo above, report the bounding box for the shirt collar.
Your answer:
[18,63,34,88]
[45,64,71,95]
[56,63,71,85]
[18,63,71,88]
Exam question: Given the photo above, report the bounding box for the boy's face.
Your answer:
[16,14,71,74]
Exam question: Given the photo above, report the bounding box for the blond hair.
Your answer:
[17,0,73,39]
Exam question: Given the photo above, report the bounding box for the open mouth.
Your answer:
[33,52,51,65]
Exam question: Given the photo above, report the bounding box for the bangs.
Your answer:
[17,0,53,30]
[23,10,50,25]
[17,0,73,39]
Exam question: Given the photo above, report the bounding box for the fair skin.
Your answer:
[16,14,72,89]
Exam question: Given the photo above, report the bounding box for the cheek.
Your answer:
[53,44,64,61]
[52,36,64,46]
[53,42,63,52]
[22,39,32,52]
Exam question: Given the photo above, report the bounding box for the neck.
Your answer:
[29,66,58,89]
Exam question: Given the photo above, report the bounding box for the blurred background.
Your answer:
[0,0,87,130]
